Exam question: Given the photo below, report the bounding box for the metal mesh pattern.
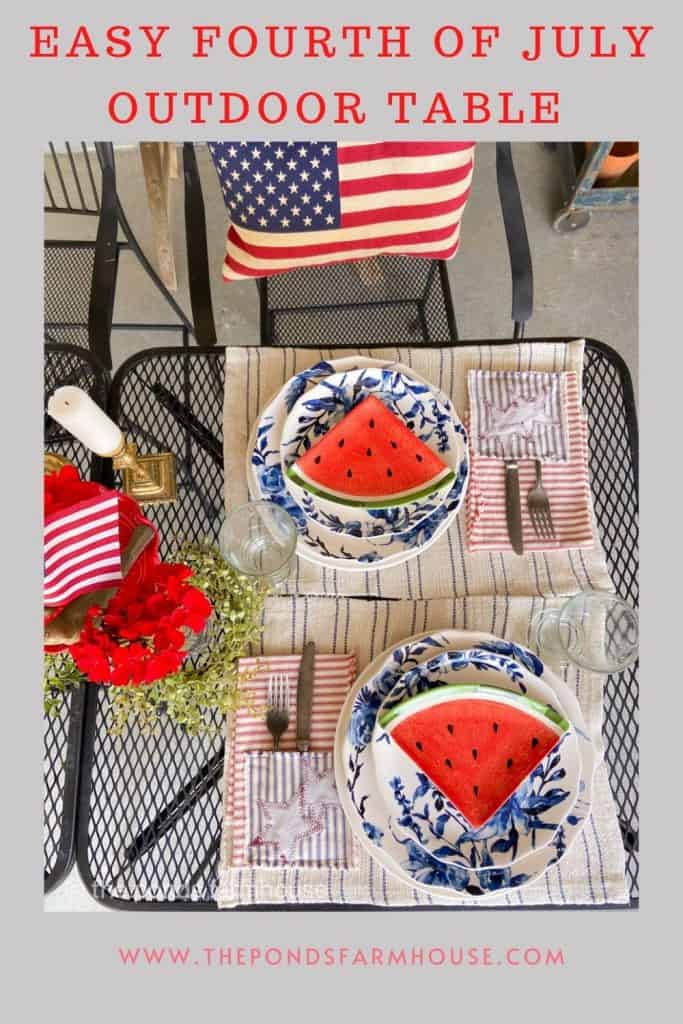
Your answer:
[44,345,108,892]
[44,244,96,350]
[582,344,639,899]
[262,257,455,346]
[78,342,638,908]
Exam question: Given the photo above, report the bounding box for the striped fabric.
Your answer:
[217,595,630,908]
[44,494,122,607]
[228,654,357,867]
[468,369,568,461]
[245,752,353,868]
[208,141,475,281]
[466,373,594,552]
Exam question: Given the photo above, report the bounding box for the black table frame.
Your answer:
[74,339,638,911]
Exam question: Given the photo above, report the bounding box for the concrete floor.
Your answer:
[44,142,638,911]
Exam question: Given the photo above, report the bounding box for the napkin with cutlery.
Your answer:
[223,653,357,869]
[466,370,595,552]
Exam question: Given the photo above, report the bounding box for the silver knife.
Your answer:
[296,641,316,752]
[504,459,524,555]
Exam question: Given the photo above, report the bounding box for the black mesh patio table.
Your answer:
[76,340,638,910]
[44,344,109,893]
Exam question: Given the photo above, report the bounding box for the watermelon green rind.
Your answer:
[378,683,569,734]
[286,463,455,509]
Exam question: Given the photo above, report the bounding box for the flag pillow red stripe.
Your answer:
[208,140,475,282]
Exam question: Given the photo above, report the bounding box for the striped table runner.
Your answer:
[217,595,629,908]
[466,373,595,551]
[225,654,356,868]
[223,340,613,598]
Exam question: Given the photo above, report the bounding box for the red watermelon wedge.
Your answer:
[378,684,568,828]
[287,395,454,508]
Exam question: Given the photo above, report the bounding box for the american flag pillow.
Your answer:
[44,493,123,608]
[208,141,475,281]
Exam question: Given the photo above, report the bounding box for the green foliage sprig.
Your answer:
[44,651,83,716]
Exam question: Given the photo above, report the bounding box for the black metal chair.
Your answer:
[184,142,533,348]
[44,143,215,369]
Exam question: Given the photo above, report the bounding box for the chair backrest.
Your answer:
[44,142,101,216]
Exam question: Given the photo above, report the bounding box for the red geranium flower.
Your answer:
[70,560,212,687]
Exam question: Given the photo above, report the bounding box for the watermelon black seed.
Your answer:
[507,758,513,768]
[447,723,454,734]
[390,441,398,449]
[369,419,375,428]
[415,741,423,751]
[366,448,372,456]
[472,748,478,760]
[314,455,321,464]
[387,468,393,477]
[338,439,345,448]
[416,454,423,462]
[531,737,539,748]
[473,785,479,797]
[346,469,352,478]
[492,722,499,733]
[445,758,453,768]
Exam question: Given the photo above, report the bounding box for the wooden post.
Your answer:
[139,142,178,291]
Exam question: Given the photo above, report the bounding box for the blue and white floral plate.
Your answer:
[247,358,470,572]
[372,655,582,869]
[280,367,465,539]
[334,630,596,899]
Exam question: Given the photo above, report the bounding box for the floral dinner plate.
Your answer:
[335,630,596,900]
[371,654,581,869]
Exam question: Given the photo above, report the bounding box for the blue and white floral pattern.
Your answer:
[247,359,470,570]
[379,728,579,870]
[335,630,597,899]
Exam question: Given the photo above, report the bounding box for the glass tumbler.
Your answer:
[219,500,297,589]
[531,591,638,673]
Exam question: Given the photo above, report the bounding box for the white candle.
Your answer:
[47,386,123,456]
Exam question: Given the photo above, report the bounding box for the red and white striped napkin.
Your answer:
[228,654,357,867]
[44,493,123,607]
[465,372,595,552]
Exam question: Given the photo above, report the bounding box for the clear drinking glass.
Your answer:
[531,591,638,673]
[219,501,297,588]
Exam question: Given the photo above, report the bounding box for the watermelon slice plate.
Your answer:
[377,683,574,832]
[288,395,454,508]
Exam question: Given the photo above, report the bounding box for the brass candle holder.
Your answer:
[108,438,177,505]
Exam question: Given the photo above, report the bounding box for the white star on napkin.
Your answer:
[300,755,340,811]
[484,391,553,439]
[249,755,342,863]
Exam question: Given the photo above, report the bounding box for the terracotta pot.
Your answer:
[588,142,639,183]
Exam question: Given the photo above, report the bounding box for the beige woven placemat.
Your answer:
[217,595,628,908]
[223,341,612,598]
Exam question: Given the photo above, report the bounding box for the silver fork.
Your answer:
[265,673,290,751]
[527,459,556,541]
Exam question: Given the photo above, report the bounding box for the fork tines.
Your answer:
[267,672,290,710]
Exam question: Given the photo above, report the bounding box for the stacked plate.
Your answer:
[334,630,597,899]
[247,357,469,571]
